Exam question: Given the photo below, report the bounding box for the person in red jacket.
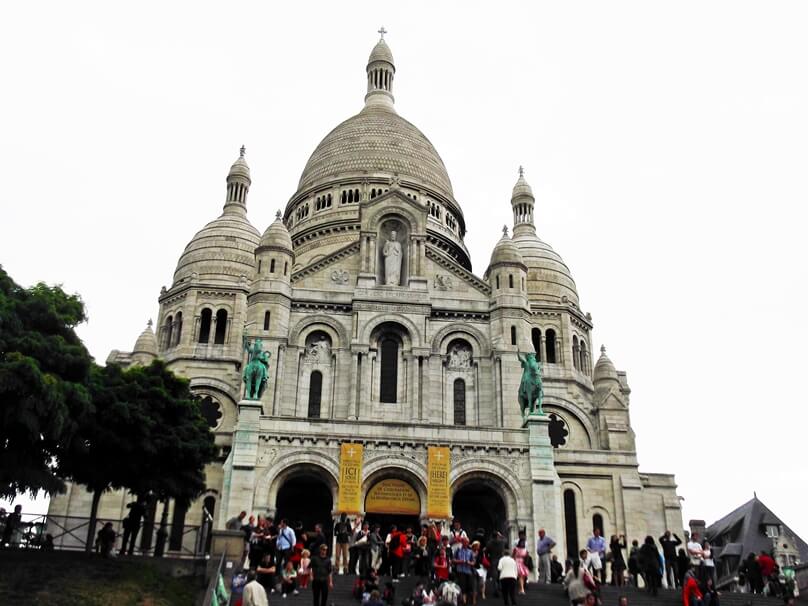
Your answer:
[682,567,703,606]
[758,551,776,580]
[389,526,406,579]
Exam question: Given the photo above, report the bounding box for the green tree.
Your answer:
[0,266,93,499]
[60,360,217,550]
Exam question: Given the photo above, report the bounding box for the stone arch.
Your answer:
[361,456,429,517]
[257,451,340,512]
[450,458,526,519]
[360,314,423,348]
[366,199,422,235]
[541,398,597,449]
[289,314,348,348]
[585,504,613,537]
[431,323,490,357]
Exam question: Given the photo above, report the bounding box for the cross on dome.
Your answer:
[276,209,282,219]
[147,319,153,328]
[518,165,524,178]
[502,225,509,237]
[378,26,387,40]
[601,345,607,354]
[239,145,246,157]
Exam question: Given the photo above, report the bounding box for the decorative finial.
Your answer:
[276,210,282,219]
[600,345,606,354]
[147,319,153,329]
[518,165,524,178]
[239,145,246,158]
[502,225,509,237]
[378,26,387,40]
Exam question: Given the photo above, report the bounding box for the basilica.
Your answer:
[48,33,683,561]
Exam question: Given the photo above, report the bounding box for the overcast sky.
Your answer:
[2,1,806,539]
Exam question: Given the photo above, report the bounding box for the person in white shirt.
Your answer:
[243,570,269,606]
[497,549,519,606]
[449,519,468,557]
[687,533,704,567]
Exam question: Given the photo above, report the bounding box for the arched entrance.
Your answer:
[452,479,507,540]
[275,468,334,539]
[364,478,421,534]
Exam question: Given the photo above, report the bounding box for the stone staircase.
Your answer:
[285,574,787,606]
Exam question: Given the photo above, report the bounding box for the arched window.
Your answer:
[173,312,183,346]
[169,500,188,551]
[510,326,517,345]
[564,489,579,557]
[270,259,276,273]
[198,309,212,343]
[453,378,466,425]
[263,311,271,331]
[592,513,604,537]
[284,262,288,276]
[531,328,542,360]
[572,336,580,370]
[308,371,323,418]
[214,309,228,345]
[546,329,557,363]
[495,275,500,289]
[164,315,173,349]
[379,337,399,403]
[508,274,514,289]
[580,340,588,374]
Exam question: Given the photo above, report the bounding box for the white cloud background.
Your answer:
[1,1,806,539]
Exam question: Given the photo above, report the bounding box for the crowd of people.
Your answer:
[226,512,801,606]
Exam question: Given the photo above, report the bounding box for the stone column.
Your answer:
[524,413,563,566]
[348,352,360,419]
[222,401,262,523]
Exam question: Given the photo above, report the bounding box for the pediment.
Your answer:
[290,240,361,288]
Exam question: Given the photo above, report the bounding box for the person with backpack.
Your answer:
[276,518,297,569]
[334,513,351,574]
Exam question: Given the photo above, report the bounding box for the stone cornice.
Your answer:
[425,246,490,295]
[290,241,361,283]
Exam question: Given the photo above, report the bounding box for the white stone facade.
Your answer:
[48,35,683,562]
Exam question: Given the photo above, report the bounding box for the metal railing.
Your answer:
[201,552,227,606]
[0,511,211,559]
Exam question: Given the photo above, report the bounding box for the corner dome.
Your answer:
[511,230,579,306]
[368,39,394,65]
[259,211,293,252]
[593,345,619,383]
[132,320,158,356]
[296,106,454,201]
[512,168,534,199]
[173,210,260,286]
[488,228,524,267]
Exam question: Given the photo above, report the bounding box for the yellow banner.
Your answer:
[427,446,451,518]
[365,479,420,515]
[337,443,363,514]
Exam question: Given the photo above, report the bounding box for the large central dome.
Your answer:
[297,105,454,200]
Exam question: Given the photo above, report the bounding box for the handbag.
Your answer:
[525,554,535,572]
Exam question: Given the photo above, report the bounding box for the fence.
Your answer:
[0,511,212,559]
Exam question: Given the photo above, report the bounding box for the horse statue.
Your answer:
[242,337,271,400]
[517,352,544,416]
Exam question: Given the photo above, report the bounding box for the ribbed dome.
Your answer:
[296,105,454,200]
[132,321,158,356]
[593,345,619,384]
[229,154,250,181]
[512,170,534,199]
[488,229,524,267]
[368,39,394,64]
[173,209,260,286]
[260,211,293,251]
[511,228,579,306]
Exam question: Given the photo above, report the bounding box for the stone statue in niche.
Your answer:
[383,229,403,286]
[304,334,331,364]
[448,344,472,369]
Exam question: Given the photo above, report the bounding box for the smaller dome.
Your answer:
[512,167,534,199]
[489,227,524,267]
[132,320,158,356]
[259,210,293,252]
[593,345,619,384]
[228,146,250,181]
[368,39,394,65]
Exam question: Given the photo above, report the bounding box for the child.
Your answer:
[298,549,311,589]
[433,547,449,582]
[281,560,298,597]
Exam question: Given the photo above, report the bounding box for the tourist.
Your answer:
[450,519,469,558]
[309,543,333,606]
[387,524,405,579]
[334,514,350,574]
[363,589,385,606]
[402,527,416,575]
[586,528,607,584]
[702,577,720,606]
[609,534,627,587]
[473,542,488,601]
[701,540,716,588]
[433,546,450,583]
[627,540,641,587]
[513,537,529,595]
[41,533,54,551]
[676,548,690,588]
[243,569,270,606]
[370,524,384,572]
[298,548,312,589]
[682,565,703,606]
[638,536,661,597]
[413,535,430,577]
[497,548,519,606]
[536,528,556,584]
[758,550,775,587]
[486,531,506,597]
[564,554,596,606]
[96,522,117,557]
[659,530,683,589]
[686,533,703,572]
[256,555,276,595]
[227,510,247,531]
[355,521,372,576]
[291,531,306,568]
[453,537,475,605]
[120,498,146,555]
[551,554,564,583]
[743,553,763,594]
[348,516,363,574]
[309,523,327,555]
[280,560,299,597]
[276,519,296,569]
[4,505,23,548]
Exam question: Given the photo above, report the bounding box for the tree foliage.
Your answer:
[0,266,93,498]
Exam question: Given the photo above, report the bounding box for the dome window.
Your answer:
[214,309,228,345]
[198,308,212,343]
[270,259,276,273]
[173,312,183,347]
[163,315,174,350]
[531,328,542,361]
[573,336,580,371]
[263,311,271,331]
[510,326,517,346]
[546,329,557,364]
[508,274,514,289]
